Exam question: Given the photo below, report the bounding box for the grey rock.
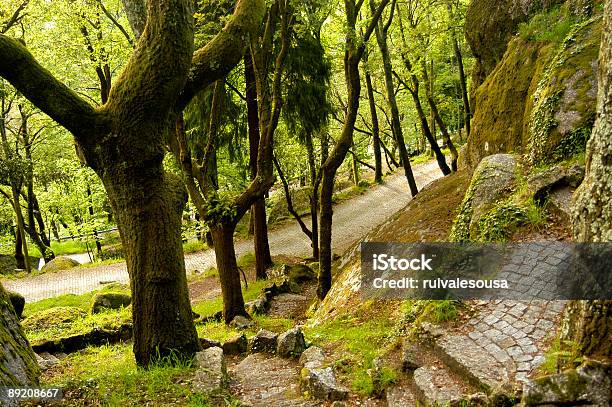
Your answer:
[283,264,317,285]
[90,292,131,314]
[222,334,247,355]
[193,347,228,393]
[277,326,307,358]
[249,329,278,354]
[413,366,465,406]
[402,342,420,372]
[522,360,611,406]
[301,367,348,401]
[199,338,221,350]
[528,164,585,204]
[229,315,255,330]
[300,346,326,369]
[245,298,267,315]
[35,352,59,371]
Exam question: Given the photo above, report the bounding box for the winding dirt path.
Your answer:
[3,161,442,302]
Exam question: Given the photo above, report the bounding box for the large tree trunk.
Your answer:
[373,5,418,196]
[566,0,612,361]
[12,187,31,273]
[102,167,200,366]
[211,224,249,323]
[364,66,384,184]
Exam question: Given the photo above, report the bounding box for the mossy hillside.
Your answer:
[465,0,565,91]
[0,283,40,386]
[464,4,602,170]
[526,16,602,165]
[463,38,547,170]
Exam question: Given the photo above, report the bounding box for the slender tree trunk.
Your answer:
[364,67,384,183]
[374,10,418,196]
[11,187,31,273]
[102,167,200,366]
[305,132,320,259]
[87,184,103,257]
[422,61,459,172]
[447,1,472,133]
[246,51,273,280]
[14,225,26,270]
[565,0,612,361]
[351,141,360,186]
[211,224,249,323]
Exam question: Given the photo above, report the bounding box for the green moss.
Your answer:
[40,256,80,273]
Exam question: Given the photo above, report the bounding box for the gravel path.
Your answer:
[2,161,442,302]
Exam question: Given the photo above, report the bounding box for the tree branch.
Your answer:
[98,0,135,47]
[178,0,266,110]
[0,35,104,139]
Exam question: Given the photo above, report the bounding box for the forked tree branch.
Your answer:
[0,35,104,140]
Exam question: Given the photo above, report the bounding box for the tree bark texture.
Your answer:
[566,0,612,361]
[364,64,384,184]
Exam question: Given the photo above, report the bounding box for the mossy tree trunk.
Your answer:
[318,0,391,300]
[0,0,266,366]
[567,0,612,361]
[14,225,26,270]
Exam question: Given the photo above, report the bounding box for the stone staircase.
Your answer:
[387,300,567,406]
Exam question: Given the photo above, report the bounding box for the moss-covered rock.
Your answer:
[0,283,40,399]
[41,256,80,272]
[450,154,519,242]
[465,0,565,91]
[522,360,611,405]
[22,306,87,332]
[464,3,602,170]
[526,16,601,165]
[90,292,132,314]
[7,291,25,319]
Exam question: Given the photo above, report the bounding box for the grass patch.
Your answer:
[519,5,577,44]
[402,300,463,326]
[304,305,398,396]
[23,284,129,316]
[539,337,583,375]
[23,306,132,345]
[40,344,229,406]
[183,240,208,254]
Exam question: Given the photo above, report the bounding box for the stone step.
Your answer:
[434,334,509,392]
[413,365,473,406]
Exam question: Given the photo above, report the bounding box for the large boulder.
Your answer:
[463,4,602,169]
[450,154,519,242]
[90,292,131,314]
[222,334,247,355]
[41,256,80,272]
[0,284,40,406]
[465,0,565,89]
[522,360,611,406]
[7,291,25,319]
